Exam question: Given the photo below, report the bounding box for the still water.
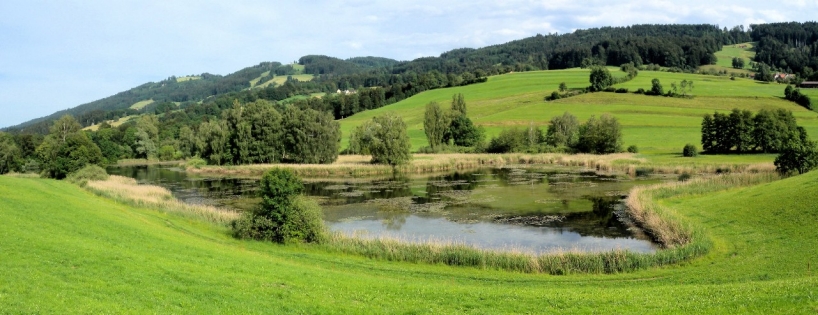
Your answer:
[108,165,664,254]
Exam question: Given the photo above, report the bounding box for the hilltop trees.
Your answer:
[348,113,411,166]
[36,115,103,179]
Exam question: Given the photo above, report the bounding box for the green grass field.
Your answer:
[2,168,817,313]
[338,68,818,160]
[254,74,315,89]
[699,42,756,74]
[249,70,271,87]
[176,76,202,83]
[129,99,154,110]
[82,115,138,131]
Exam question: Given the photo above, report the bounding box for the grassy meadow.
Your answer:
[129,99,155,110]
[339,68,818,160]
[2,167,818,313]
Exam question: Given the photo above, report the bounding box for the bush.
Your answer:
[635,168,651,177]
[635,88,646,94]
[682,144,698,157]
[603,87,617,92]
[626,145,639,153]
[186,157,207,169]
[677,173,692,182]
[66,164,109,187]
[615,88,629,93]
[232,168,327,243]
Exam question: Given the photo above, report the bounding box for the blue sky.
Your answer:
[1,0,816,128]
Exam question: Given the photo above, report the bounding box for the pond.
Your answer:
[108,165,666,254]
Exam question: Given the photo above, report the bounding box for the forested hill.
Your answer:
[6,22,817,134]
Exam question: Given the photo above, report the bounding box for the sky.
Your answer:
[1,0,816,129]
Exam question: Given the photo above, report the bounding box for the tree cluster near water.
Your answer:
[232,168,326,243]
[191,101,340,165]
[36,116,104,179]
[348,113,412,166]
[486,112,622,154]
[701,108,804,154]
[422,94,485,152]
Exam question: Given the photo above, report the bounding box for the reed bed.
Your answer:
[625,172,779,248]
[115,159,184,167]
[85,175,239,225]
[324,232,707,275]
[186,153,646,178]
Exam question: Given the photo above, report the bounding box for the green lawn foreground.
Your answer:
[1,173,817,313]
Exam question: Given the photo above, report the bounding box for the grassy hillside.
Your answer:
[339,69,818,160]
[2,170,817,313]
[699,42,756,74]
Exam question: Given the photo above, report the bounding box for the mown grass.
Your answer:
[254,74,315,89]
[338,66,818,161]
[2,168,817,312]
[82,115,138,131]
[129,99,155,110]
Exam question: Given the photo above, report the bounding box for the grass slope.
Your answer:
[1,173,817,313]
[339,68,818,159]
[700,42,756,74]
[129,99,154,110]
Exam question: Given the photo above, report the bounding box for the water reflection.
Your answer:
[108,165,662,254]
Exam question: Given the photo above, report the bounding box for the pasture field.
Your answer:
[336,42,807,156]
[699,42,755,74]
[81,115,138,131]
[249,70,272,87]
[254,74,315,89]
[176,76,202,82]
[2,167,817,313]
[339,69,818,160]
[129,99,155,110]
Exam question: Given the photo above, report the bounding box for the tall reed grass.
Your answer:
[85,175,239,225]
[187,153,645,178]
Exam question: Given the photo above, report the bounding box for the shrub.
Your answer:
[635,168,651,177]
[604,87,617,92]
[186,157,207,169]
[574,114,622,154]
[677,173,692,181]
[626,145,639,153]
[682,144,698,157]
[66,164,109,187]
[635,88,646,94]
[615,88,629,93]
[232,168,327,243]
